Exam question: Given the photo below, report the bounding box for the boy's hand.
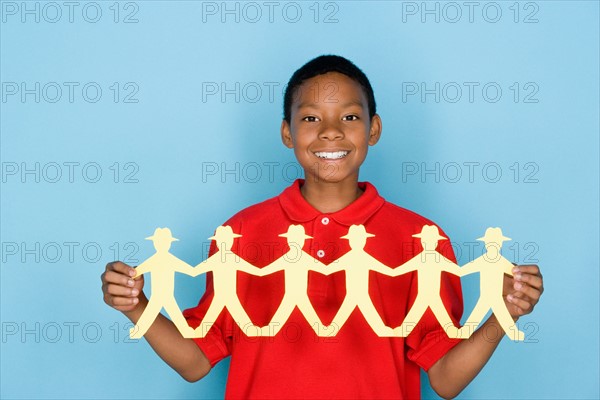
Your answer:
[101,261,146,313]
[504,264,544,320]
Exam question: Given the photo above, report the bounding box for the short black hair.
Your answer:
[283,55,377,124]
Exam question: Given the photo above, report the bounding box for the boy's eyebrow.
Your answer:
[341,100,364,108]
[296,100,365,109]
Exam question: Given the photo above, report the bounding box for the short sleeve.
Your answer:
[182,240,231,367]
[405,227,464,371]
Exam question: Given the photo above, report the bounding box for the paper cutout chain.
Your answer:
[131,224,524,341]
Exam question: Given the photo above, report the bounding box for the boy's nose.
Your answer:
[318,122,344,140]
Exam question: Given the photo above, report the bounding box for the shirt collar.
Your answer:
[278,179,385,226]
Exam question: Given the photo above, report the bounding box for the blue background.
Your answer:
[1,1,598,399]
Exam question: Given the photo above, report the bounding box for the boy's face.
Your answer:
[281,72,381,185]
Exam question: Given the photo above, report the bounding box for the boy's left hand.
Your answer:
[504,264,544,320]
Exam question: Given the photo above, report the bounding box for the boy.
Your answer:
[101,55,543,399]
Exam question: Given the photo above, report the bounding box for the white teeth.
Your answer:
[315,151,349,160]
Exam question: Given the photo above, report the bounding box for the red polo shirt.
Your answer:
[183,179,463,399]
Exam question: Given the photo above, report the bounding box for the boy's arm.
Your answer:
[125,293,211,382]
[427,265,543,399]
[103,261,211,382]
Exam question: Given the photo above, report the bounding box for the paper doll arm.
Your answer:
[368,256,399,276]
[456,260,479,277]
[318,258,347,275]
[234,257,269,276]
[390,257,419,276]
[307,258,332,275]
[502,258,515,276]
[172,257,200,277]
[133,259,152,279]
[191,257,218,277]
[440,257,463,276]
[248,257,284,277]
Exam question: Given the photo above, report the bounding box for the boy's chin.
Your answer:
[303,172,359,185]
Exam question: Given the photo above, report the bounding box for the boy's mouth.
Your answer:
[314,151,349,160]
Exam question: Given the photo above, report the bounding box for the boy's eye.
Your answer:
[302,116,319,122]
[343,115,359,121]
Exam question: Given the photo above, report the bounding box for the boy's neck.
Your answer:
[300,178,364,213]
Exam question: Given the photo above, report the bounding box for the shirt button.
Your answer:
[317,249,325,258]
[321,217,330,225]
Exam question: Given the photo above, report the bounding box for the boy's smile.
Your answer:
[281,72,382,187]
[314,150,349,160]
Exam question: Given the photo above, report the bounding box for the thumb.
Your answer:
[134,274,144,291]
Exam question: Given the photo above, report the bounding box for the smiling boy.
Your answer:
[102,55,543,399]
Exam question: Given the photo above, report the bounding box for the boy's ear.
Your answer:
[281,120,294,148]
[368,114,382,146]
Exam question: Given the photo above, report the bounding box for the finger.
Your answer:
[506,293,532,315]
[514,281,542,301]
[103,270,136,288]
[105,293,139,307]
[132,275,144,288]
[513,264,540,276]
[114,304,139,313]
[107,261,137,277]
[515,272,543,290]
[508,289,527,301]
[112,296,139,306]
[106,283,140,297]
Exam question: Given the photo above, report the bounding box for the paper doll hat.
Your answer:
[145,228,179,242]
[209,225,242,241]
[341,225,376,239]
[279,225,313,240]
[412,225,447,241]
[477,227,511,243]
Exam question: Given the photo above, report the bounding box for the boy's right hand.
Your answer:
[101,261,145,313]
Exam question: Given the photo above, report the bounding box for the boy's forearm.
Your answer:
[427,315,505,399]
[123,295,211,382]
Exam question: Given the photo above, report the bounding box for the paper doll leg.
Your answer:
[395,299,428,337]
[329,300,358,336]
[195,300,224,338]
[262,298,295,336]
[297,298,331,337]
[163,297,196,338]
[493,305,525,341]
[457,300,490,339]
[130,299,162,339]
[226,299,261,337]
[430,299,460,338]
[359,299,394,337]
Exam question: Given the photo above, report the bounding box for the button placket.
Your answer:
[316,216,330,257]
[308,216,332,298]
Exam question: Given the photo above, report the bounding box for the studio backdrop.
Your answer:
[1,1,598,399]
